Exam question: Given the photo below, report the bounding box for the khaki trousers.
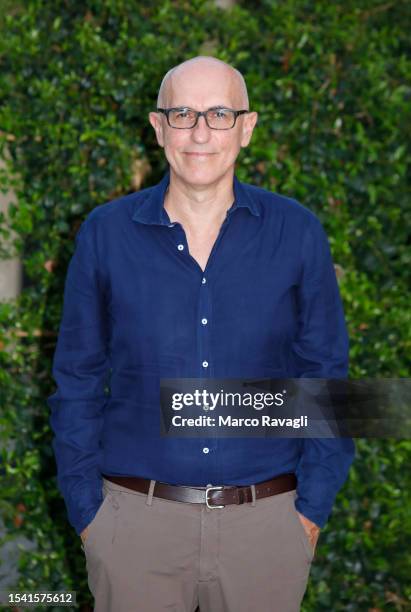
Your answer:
[82,476,315,611]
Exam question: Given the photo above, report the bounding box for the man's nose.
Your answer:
[191,114,211,142]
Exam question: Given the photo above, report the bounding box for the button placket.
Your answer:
[195,213,230,376]
[198,269,211,375]
[172,223,187,256]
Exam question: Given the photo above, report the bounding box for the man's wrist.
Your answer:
[296,510,321,548]
[80,526,89,543]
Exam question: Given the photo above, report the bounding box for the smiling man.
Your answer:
[150,57,258,272]
[48,56,355,612]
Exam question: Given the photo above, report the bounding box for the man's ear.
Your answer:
[148,112,165,148]
[240,111,258,148]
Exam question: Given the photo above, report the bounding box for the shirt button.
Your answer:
[177,244,184,251]
[168,223,175,228]
[202,361,209,368]
[202,277,206,284]
[203,447,210,454]
[201,318,208,325]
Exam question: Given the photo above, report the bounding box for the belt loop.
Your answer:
[146,479,156,506]
[250,484,256,507]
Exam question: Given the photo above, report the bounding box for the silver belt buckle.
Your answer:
[205,484,225,509]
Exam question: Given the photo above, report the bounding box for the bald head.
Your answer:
[157,56,249,109]
[149,55,258,188]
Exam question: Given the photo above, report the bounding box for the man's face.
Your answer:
[149,64,258,187]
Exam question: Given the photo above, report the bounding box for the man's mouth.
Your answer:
[183,152,217,156]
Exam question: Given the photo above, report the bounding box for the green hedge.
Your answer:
[0,1,410,610]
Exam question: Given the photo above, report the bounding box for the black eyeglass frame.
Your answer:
[156,107,250,130]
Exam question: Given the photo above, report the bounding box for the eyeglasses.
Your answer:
[157,107,249,130]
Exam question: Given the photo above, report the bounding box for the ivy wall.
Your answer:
[0,1,410,609]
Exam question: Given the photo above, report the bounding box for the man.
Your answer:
[48,56,355,611]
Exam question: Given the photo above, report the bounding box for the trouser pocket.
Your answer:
[83,484,119,556]
[288,490,315,563]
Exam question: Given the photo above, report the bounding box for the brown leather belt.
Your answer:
[102,472,297,508]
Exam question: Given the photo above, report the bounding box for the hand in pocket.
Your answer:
[296,510,320,552]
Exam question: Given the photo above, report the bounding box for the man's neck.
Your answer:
[164,170,235,233]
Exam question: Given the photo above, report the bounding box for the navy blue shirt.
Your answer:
[48,170,355,535]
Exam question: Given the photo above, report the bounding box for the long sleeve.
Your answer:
[47,215,110,535]
[292,215,355,528]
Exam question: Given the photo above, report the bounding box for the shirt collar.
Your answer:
[132,170,261,226]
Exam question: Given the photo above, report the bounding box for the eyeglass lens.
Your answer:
[168,108,236,129]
